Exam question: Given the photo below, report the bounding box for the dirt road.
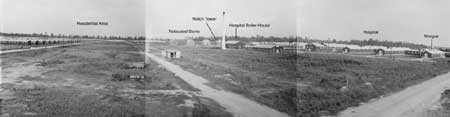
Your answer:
[145,53,289,117]
[339,72,450,117]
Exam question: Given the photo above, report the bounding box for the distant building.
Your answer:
[374,47,413,55]
[405,49,446,58]
[423,49,446,58]
[272,45,284,53]
[225,41,246,49]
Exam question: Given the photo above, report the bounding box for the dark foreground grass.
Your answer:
[297,53,450,116]
[11,86,145,116]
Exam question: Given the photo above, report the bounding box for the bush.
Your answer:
[297,86,380,116]
[192,103,211,117]
[441,89,450,110]
[111,73,148,82]
[111,74,127,81]
[38,59,64,66]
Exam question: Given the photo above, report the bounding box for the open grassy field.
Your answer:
[0,40,231,116]
[149,42,450,116]
[0,43,72,51]
[0,44,31,51]
[297,53,450,116]
[148,42,297,116]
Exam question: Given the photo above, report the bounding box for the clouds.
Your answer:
[0,0,3,32]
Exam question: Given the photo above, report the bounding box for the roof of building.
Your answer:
[226,40,240,44]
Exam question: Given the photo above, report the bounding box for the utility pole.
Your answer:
[221,11,226,50]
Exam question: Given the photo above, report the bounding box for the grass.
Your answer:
[1,40,231,116]
[149,42,450,116]
[10,86,146,116]
[0,44,31,51]
[297,53,450,116]
[149,43,298,115]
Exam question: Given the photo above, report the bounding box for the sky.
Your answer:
[1,0,145,37]
[0,0,3,32]
[147,0,297,39]
[299,0,450,47]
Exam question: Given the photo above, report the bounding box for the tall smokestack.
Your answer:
[221,11,226,50]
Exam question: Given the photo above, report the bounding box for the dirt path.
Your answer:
[339,72,450,117]
[145,53,289,117]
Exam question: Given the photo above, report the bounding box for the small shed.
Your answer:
[161,50,181,58]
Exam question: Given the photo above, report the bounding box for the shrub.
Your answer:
[38,59,64,66]
[111,74,127,81]
[441,89,450,110]
[192,103,211,117]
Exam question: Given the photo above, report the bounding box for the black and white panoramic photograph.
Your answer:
[1,0,450,117]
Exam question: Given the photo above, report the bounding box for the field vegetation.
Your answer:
[297,53,450,116]
[149,41,450,116]
[149,43,298,116]
[1,40,231,116]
